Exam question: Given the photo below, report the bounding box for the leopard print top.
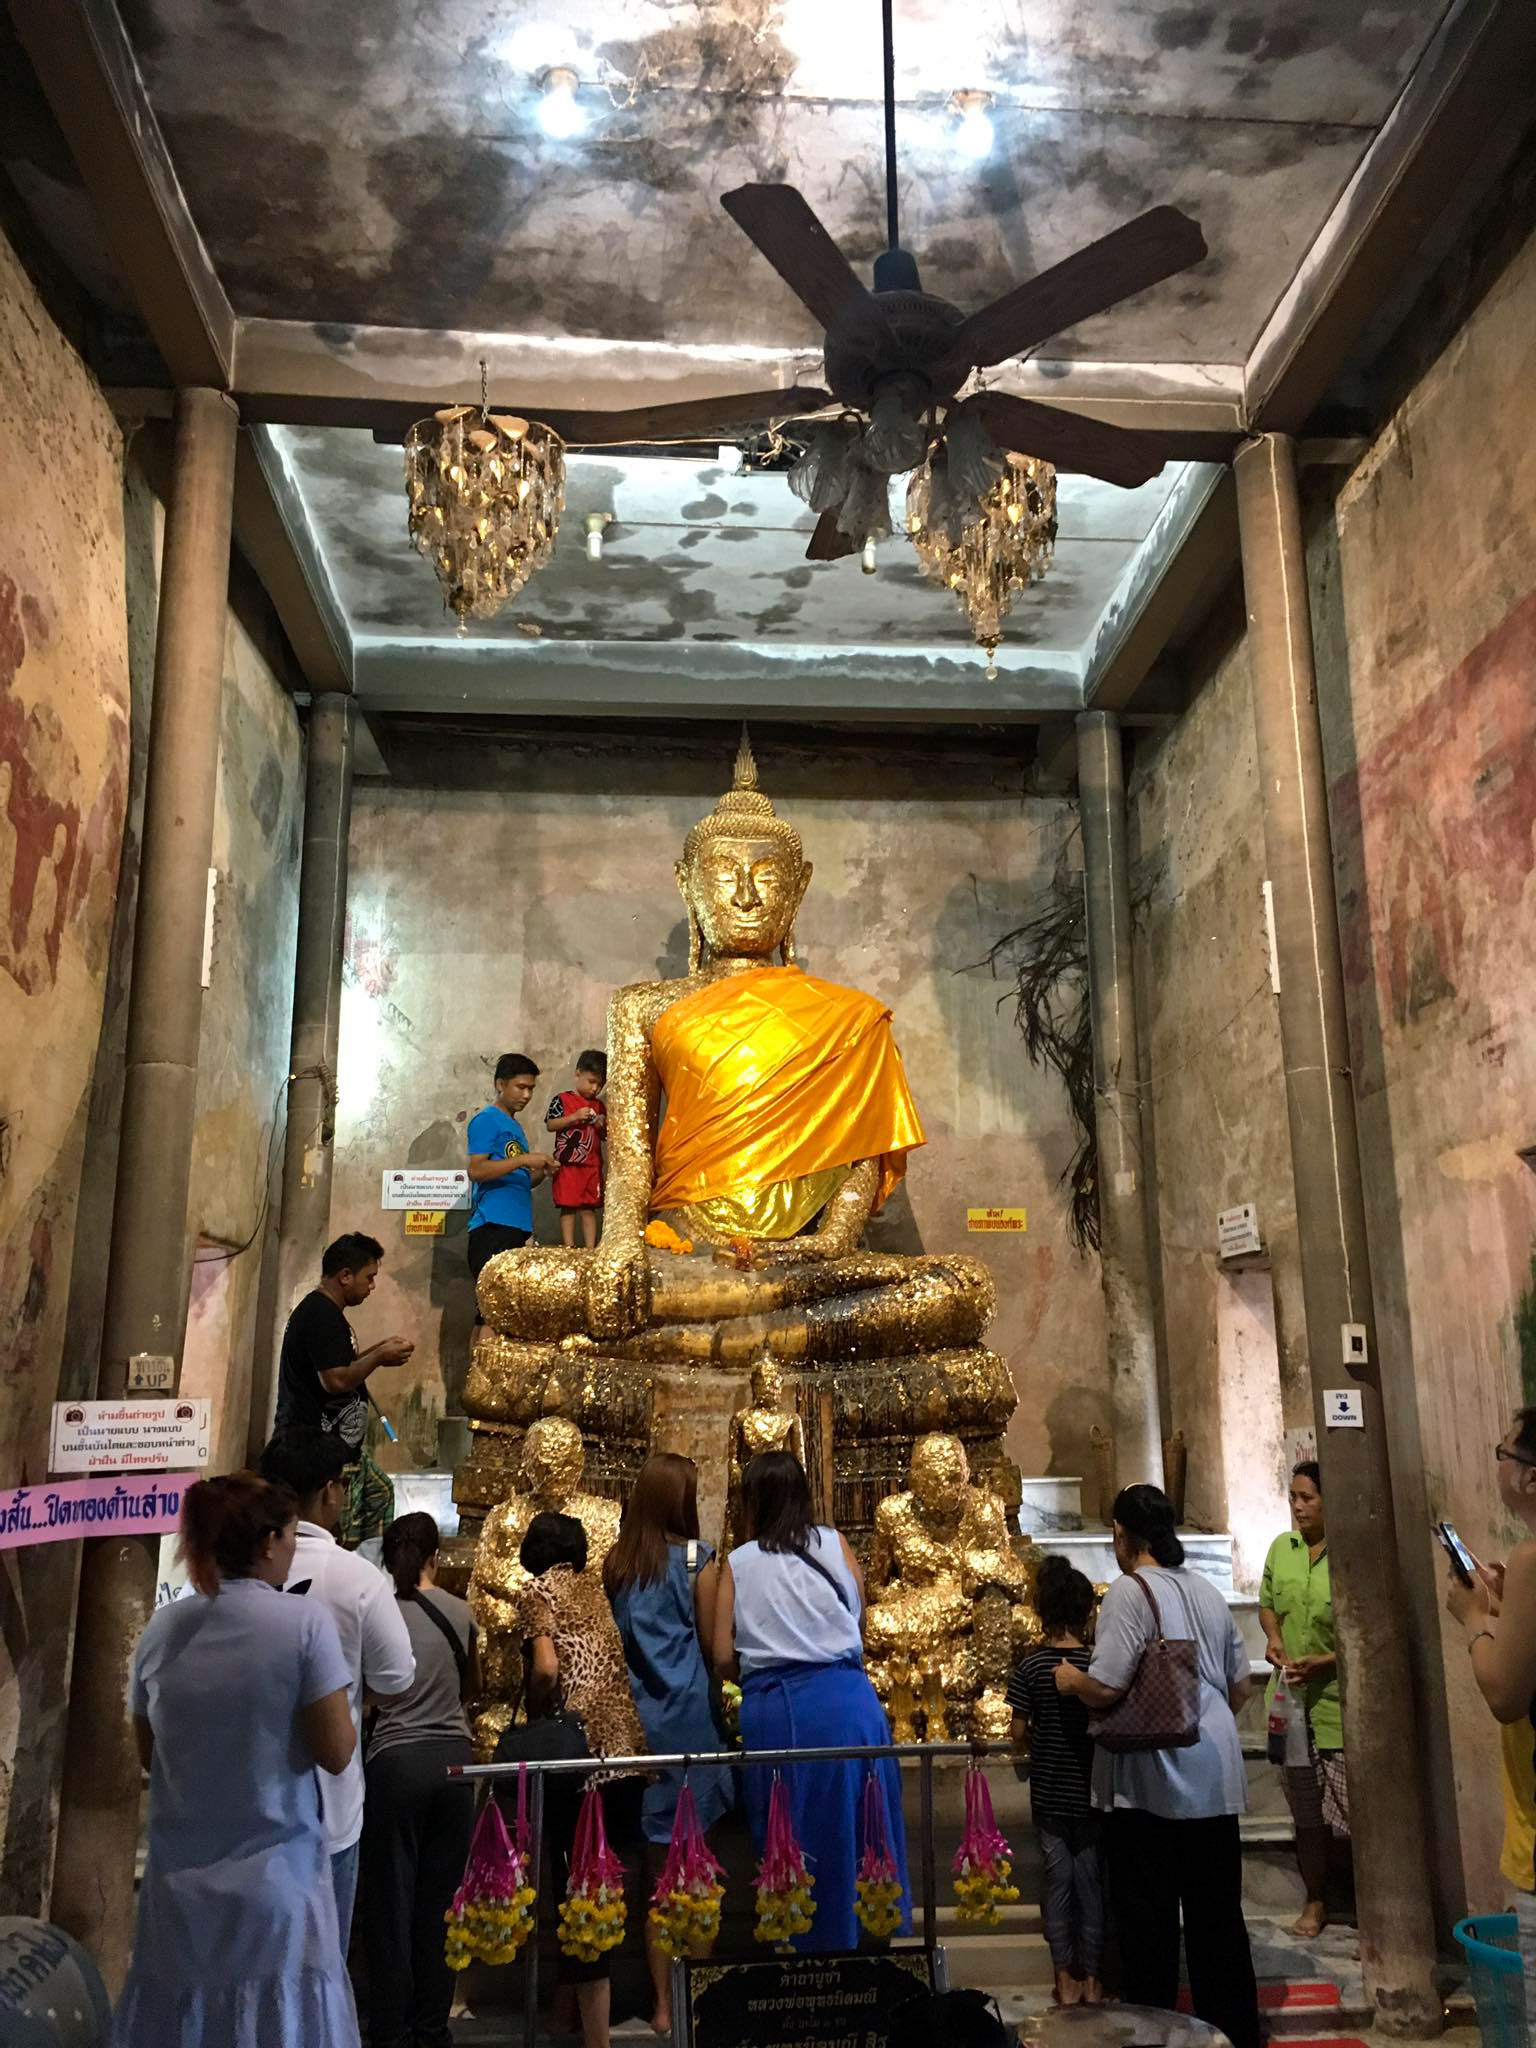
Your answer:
[518,1565,646,1766]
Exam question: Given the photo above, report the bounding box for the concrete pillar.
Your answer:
[50,388,238,1984]
[1076,710,1164,1496]
[251,692,355,1456]
[1234,432,1439,2037]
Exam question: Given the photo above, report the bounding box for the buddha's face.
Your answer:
[678,836,811,961]
[911,1434,968,1516]
[524,1417,583,1500]
[751,1358,783,1408]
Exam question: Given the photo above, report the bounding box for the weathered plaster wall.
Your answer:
[1311,216,1536,1913]
[1128,611,1304,1590]
[0,222,129,1913]
[1132,215,1536,1913]
[0,218,304,1905]
[332,732,1108,1486]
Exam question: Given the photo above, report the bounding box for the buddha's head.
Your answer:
[677,731,811,970]
[749,1355,784,1409]
[910,1432,969,1517]
[523,1416,584,1502]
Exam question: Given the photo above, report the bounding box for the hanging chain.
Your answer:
[479,355,489,420]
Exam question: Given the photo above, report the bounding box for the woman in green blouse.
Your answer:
[1260,1461,1349,1938]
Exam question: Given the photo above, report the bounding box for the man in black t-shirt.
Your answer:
[276,1234,413,1536]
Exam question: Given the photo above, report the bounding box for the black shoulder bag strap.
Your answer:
[794,1538,854,1614]
[404,1589,468,1694]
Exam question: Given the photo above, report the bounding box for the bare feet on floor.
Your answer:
[1055,1968,1084,2007]
[1292,1901,1327,1939]
[1080,1978,1105,2006]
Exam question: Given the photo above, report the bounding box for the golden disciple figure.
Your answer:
[467,1416,620,1751]
[467,734,997,1379]
[724,1356,805,1552]
[865,1433,1030,1744]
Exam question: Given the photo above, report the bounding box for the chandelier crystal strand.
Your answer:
[907,449,1057,678]
[404,404,566,628]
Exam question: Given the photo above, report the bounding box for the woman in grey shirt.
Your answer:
[361,1513,479,2048]
[1056,1485,1259,2048]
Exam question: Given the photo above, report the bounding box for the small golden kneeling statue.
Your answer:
[865,1433,1037,1744]
[723,1356,805,1551]
[467,1416,620,1755]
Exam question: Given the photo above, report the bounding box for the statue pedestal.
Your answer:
[650,1368,741,1552]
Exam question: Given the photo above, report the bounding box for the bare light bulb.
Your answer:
[951,92,994,162]
[585,512,608,561]
[537,67,586,140]
[861,537,878,575]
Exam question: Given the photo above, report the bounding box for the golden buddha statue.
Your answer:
[865,1433,1034,1744]
[461,733,1017,1550]
[723,1356,806,1552]
[467,1416,621,1752]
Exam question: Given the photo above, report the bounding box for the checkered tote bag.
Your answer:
[1089,1570,1201,1752]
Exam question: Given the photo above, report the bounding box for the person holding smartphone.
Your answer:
[1259,1461,1349,1938]
[1445,1409,1536,2039]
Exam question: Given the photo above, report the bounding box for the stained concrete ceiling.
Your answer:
[3,0,1477,721]
[117,0,1447,356]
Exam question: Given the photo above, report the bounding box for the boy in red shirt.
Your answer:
[545,1049,606,1248]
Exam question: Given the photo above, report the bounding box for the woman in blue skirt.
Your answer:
[607,1452,734,2032]
[713,1451,910,1953]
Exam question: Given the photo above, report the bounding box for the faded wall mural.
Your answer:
[0,224,131,1914]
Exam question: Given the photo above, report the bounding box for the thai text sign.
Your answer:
[404,1209,447,1235]
[0,1474,189,1550]
[50,1398,211,1475]
[682,1951,935,2048]
[967,1206,1027,1232]
[382,1170,470,1210]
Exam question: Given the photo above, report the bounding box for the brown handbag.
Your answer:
[1088,1570,1201,1753]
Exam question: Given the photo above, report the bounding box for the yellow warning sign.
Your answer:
[967,1206,1027,1233]
[404,1209,447,1236]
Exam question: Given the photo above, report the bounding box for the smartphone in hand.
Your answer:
[1435,1519,1478,1587]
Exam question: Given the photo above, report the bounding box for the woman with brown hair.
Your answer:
[112,1472,357,2048]
[605,1452,733,2031]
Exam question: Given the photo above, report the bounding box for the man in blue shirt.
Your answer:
[466,1053,557,1303]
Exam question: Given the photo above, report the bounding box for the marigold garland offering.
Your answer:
[444,1775,537,1970]
[558,1782,628,1963]
[853,1771,904,1939]
[952,1762,1020,1926]
[754,1774,815,1949]
[644,1219,694,1255]
[649,1783,726,1958]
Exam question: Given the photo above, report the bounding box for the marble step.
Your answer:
[1031,1525,1236,1596]
[1018,1475,1085,1532]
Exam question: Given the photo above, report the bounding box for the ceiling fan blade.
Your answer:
[722,185,898,346]
[962,391,1171,489]
[952,207,1207,370]
[549,384,832,446]
[806,508,859,562]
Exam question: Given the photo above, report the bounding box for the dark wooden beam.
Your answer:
[1246,0,1536,432]
[8,0,233,387]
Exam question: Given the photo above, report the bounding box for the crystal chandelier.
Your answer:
[906,449,1057,677]
[404,368,565,628]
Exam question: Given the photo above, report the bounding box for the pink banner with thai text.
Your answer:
[0,1474,188,1549]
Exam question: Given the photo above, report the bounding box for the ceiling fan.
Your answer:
[718,1,1209,560]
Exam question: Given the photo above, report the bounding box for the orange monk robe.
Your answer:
[648,965,925,1228]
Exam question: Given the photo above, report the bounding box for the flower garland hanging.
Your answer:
[952,1762,1020,1926]
[649,1783,726,1958]
[558,1781,628,1963]
[753,1774,815,1949]
[445,1772,537,1970]
[853,1771,904,1940]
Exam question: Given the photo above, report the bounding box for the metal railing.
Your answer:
[450,1740,1018,2048]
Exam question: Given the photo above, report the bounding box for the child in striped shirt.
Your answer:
[1008,1555,1103,2006]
